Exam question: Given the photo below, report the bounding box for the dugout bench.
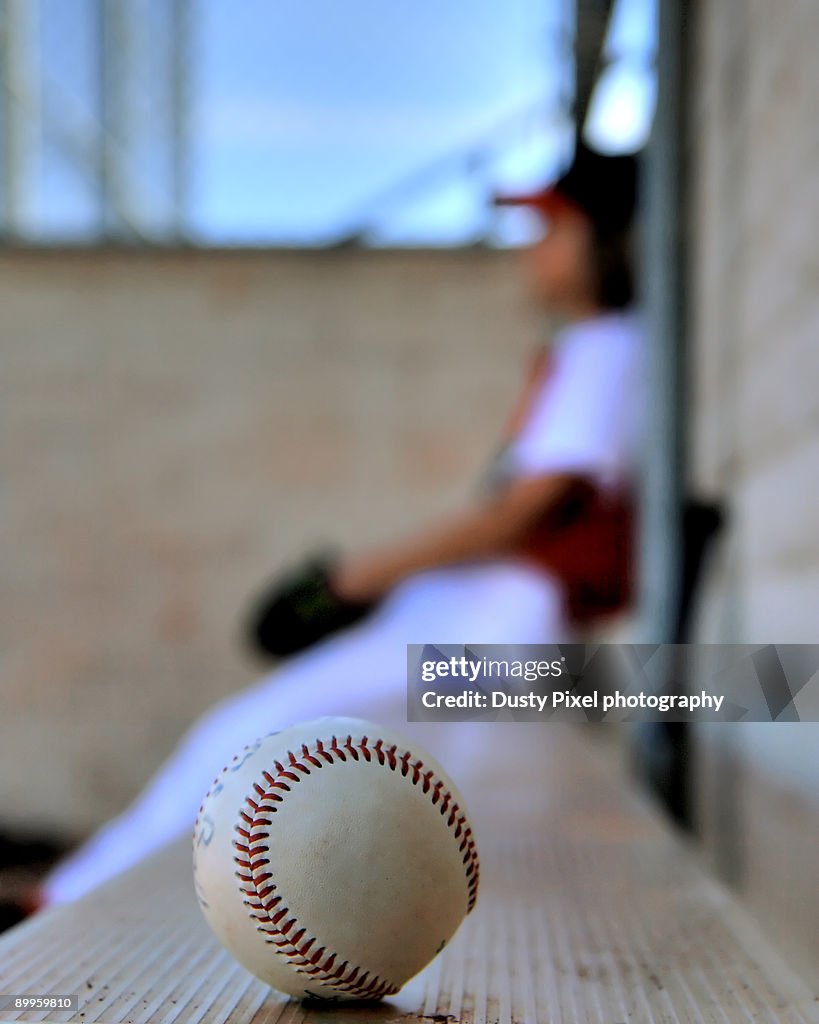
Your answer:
[0,724,814,1024]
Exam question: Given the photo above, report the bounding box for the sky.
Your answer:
[19,0,656,246]
[190,0,570,244]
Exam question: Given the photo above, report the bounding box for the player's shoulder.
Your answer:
[555,309,643,352]
[552,309,643,371]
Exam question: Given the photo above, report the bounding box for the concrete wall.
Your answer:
[688,0,819,983]
[0,248,535,837]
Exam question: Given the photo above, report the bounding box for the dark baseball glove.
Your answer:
[245,553,377,659]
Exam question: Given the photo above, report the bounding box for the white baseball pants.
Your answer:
[44,561,569,904]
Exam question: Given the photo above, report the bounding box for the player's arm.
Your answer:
[331,471,584,603]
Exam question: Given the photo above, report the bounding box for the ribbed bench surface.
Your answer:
[0,726,815,1023]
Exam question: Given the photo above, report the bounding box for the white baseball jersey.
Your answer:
[502,309,644,489]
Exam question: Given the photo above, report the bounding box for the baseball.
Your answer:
[192,717,480,1001]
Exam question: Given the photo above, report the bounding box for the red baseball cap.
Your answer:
[493,143,639,235]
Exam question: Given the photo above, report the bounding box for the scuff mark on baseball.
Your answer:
[192,717,480,1001]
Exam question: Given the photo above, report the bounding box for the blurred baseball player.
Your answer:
[42,143,643,905]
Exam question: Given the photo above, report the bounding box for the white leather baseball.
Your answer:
[192,717,479,1001]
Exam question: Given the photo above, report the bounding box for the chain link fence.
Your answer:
[0,0,191,242]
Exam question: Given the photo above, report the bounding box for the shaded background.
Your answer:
[1,0,817,986]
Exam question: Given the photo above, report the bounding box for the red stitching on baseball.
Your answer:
[228,731,480,998]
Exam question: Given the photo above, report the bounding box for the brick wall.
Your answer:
[0,248,535,836]
[689,0,819,982]
[689,0,819,643]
